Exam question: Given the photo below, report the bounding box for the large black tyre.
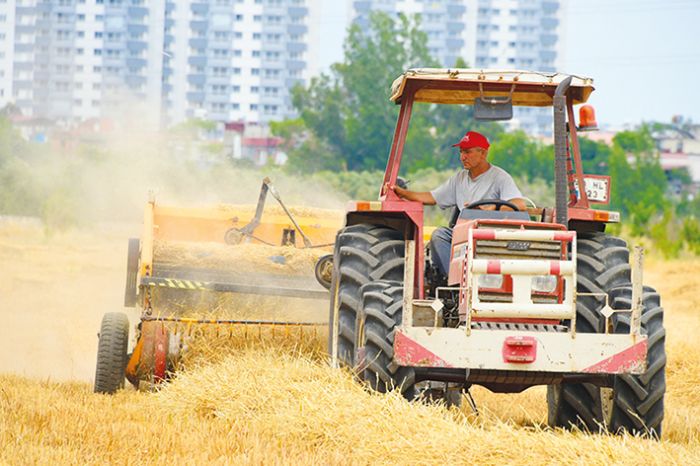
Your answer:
[123,238,140,307]
[361,280,418,399]
[604,286,666,437]
[328,224,404,368]
[547,232,632,431]
[94,312,130,394]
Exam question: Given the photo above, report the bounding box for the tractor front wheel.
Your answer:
[94,312,130,394]
[361,280,418,399]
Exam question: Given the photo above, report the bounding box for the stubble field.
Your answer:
[1,220,699,465]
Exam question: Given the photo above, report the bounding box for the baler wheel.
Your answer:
[314,254,333,290]
[328,224,404,368]
[94,312,130,394]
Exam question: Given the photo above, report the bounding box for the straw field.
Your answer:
[1,220,700,464]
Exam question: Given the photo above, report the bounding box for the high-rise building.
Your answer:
[348,0,567,135]
[0,0,16,108]
[352,0,467,68]
[161,0,308,126]
[4,0,309,128]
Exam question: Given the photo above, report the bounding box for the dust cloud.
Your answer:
[0,104,347,382]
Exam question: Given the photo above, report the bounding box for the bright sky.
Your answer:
[563,0,700,128]
[316,0,700,128]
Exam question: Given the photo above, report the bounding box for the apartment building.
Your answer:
[0,0,15,108]
[4,0,309,128]
[162,0,307,126]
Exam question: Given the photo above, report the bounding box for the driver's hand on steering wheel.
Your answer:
[465,202,496,211]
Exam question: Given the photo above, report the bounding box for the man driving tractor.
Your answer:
[388,130,527,277]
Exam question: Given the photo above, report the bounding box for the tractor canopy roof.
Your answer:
[390,68,595,107]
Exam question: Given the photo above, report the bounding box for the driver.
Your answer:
[388,130,527,277]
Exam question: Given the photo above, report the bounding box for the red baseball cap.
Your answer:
[452,131,490,150]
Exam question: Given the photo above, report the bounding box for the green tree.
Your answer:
[290,12,438,172]
[488,131,554,183]
[608,129,668,236]
[578,137,612,175]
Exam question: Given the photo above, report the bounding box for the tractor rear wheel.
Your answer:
[361,280,418,399]
[547,232,631,432]
[94,312,130,394]
[604,286,666,437]
[328,224,404,368]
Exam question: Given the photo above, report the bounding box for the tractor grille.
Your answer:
[474,230,564,304]
[475,239,562,260]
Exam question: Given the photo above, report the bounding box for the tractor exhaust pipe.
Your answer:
[553,76,572,227]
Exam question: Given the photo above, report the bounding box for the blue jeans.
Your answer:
[429,226,453,276]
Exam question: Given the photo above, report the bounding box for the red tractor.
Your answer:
[328,69,665,438]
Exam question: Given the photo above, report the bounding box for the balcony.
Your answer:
[128,6,148,18]
[354,1,370,12]
[125,75,146,88]
[287,6,308,16]
[286,42,307,53]
[126,57,147,69]
[539,34,557,46]
[287,24,307,35]
[188,56,207,67]
[285,60,305,71]
[540,17,559,29]
[190,20,208,31]
[539,50,557,62]
[447,4,466,16]
[128,24,147,35]
[447,21,463,33]
[446,38,464,49]
[187,74,206,86]
[127,40,147,52]
[187,91,205,103]
[191,2,209,15]
[188,37,208,49]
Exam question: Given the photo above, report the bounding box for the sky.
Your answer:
[316,0,700,128]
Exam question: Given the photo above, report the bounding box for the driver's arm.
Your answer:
[389,185,437,205]
[507,198,528,211]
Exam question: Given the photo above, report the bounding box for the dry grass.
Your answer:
[154,240,329,276]
[2,222,700,464]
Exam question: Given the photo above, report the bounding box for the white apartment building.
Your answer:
[0,0,16,108]
[162,0,307,126]
[349,0,567,135]
[4,0,309,128]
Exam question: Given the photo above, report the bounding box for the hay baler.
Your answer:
[94,179,341,392]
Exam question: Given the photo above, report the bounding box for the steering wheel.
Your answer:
[465,199,521,211]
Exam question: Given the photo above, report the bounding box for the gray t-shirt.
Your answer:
[430,165,522,210]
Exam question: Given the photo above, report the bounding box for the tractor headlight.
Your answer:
[531,275,557,293]
[478,274,503,289]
